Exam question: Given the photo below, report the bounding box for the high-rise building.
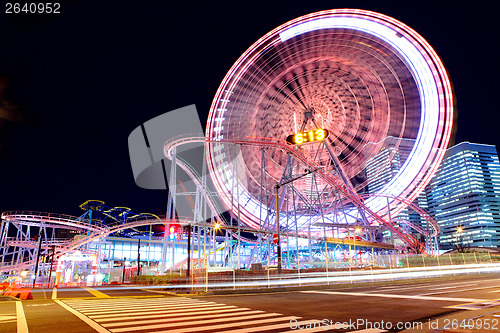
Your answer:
[365,137,415,194]
[364,137,429,244]
[425,142,500,249]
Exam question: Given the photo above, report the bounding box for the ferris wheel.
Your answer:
[205,9,453,249]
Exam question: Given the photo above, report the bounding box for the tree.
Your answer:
[454,226,470,253]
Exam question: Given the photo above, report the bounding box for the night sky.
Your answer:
[0,1,497,217]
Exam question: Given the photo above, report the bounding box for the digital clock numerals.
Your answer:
[286,129,329,144]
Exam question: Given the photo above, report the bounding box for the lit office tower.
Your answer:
[425,142,500,249]
[365,137,428,236]
[365,137,414,194]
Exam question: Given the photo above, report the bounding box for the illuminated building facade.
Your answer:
[365,137,415,194]
[425,142,500,249]
[365,137,429,241]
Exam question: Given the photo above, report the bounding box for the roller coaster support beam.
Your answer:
[275,167,320,274]
[312,117,372,237]
[48,245,55,287]
[137,239,141,276]
[0,219,6,266]
[32,228,43,288]
[186,224,191,292]
[162,145,176,274]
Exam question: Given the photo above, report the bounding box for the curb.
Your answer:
[0,295,19,301]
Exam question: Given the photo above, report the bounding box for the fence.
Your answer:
[122,251,499,292]
[38,252,496,288]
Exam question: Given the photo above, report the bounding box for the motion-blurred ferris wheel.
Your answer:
[205,9,453,251]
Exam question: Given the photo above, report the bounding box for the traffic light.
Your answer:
[168,224,179,240]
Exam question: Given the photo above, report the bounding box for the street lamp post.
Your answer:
[137,239,141,276]
[122,257,127,283]
[186,224,191,293]
[274,184,282,275]
[455,226,464,252]
[354,227,361,266]
[213,222,220,267]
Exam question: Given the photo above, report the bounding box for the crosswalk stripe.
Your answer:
[137,317,299,333]
[78,302,223,315]
[105,311,276,330]
[98,309,264,327]
[63,297,192,304]
[91,305,243,320]
[66,302,206,312]
[66,300,209,312]
[0,315,17,322]
[61,297,323,333]
[66,298,207,307]
[63,298,204,309]
[56,300,111,333]
[63,301,206,310]
[224,321,326,333]
[151,316,301,333]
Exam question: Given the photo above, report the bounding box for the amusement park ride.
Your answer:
[0,9,453,284]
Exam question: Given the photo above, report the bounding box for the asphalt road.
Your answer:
[3,273,500,332]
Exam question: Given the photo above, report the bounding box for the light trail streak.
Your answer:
[51,263,500,293]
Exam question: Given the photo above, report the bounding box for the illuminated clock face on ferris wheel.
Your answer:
[206,9,453,231]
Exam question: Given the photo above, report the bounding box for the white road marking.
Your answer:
[51,288,57,300]
[150,316,302,333]
[82,302,226,316]
[301,290,488,303]
[16,301,29,333]
[428,283,478,290]
[418,285,497,296]
[110,312,287,332]
[231,321,329,332]
[66,299,207,311]
[55,299,111,333]
[0,314,17,322]
[91,305,243,320]
[61,297,325,333]
[375,281,480,292]
[101,309,267,328]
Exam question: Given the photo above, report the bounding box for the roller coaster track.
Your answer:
[2,211,107,233]
[165,135,438,253]
[163,134,257,243]
[163,134,225,224]
[0,211,172,273]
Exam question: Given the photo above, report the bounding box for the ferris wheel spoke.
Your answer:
[206,9,453,253]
